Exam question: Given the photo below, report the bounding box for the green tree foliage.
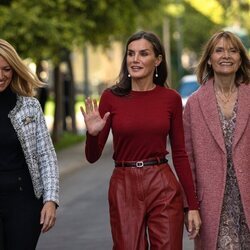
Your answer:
[0,0,165,61]
[0,0,89,63]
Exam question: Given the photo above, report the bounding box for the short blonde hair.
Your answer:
[0,39,44,96]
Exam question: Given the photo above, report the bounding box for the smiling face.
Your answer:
[0,55,13,92]
[209,38,241,77]
[126,38,161,81]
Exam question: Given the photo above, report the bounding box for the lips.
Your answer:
[131,66,142,70]
[219,61,233,65]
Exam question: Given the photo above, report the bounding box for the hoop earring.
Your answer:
[155,66,158,78]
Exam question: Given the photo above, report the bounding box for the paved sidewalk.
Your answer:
[57,142,87,176]
[57,134,113,177]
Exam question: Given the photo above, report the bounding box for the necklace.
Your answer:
[215,85,237,105]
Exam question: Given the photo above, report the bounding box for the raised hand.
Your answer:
[80,97,110,136]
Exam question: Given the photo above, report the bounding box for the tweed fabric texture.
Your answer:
[8,95,59,205]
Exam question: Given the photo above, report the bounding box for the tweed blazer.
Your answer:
[183,79,250,250]
[8,95,59,205]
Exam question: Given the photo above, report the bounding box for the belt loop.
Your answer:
[156,157,160,164]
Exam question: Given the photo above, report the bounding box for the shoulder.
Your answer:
[156,85,182,104]
[19,95,41,106]
[186,82,207,105]
[101,88,114,98]
[99,88,117,103]
[156,85,180,96]
[17,96,42,114]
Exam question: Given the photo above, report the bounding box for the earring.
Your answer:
[128,73,131,78]
[155,66,158,78]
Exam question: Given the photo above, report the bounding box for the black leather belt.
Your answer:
[115,158,168,168]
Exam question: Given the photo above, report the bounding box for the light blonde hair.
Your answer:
[196,31,250,85]
[0,39,44,96]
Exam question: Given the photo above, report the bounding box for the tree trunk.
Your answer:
[52,65,64,143]
[36,60,49,112]
[65,50,77,134]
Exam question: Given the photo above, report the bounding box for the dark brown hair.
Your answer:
[111,31,168,96]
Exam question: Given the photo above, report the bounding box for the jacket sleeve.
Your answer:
[183,99,197,188]
[35,100,59,205]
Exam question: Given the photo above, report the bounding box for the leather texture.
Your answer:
[108,163,184,250]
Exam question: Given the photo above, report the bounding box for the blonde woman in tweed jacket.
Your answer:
[183,31,250,249]
[0,39,59,250]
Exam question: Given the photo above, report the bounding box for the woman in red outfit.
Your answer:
[81,31,201,249]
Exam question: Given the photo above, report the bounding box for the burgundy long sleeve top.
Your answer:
[85,85,198,209]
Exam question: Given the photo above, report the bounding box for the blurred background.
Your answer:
[1,0,249,146]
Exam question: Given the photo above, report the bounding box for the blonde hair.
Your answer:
[0,39,44,96]
[196,31,250,85]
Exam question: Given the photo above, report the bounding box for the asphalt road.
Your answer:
[37,149,194,250]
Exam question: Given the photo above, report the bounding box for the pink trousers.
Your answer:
[108,163,184,250]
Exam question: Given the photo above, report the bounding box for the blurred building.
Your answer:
[71,42,123,95]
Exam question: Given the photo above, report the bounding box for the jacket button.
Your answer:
[18,177,22,181]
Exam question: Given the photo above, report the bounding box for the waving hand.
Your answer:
[80,97,110,136]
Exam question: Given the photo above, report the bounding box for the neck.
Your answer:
[213,76,236,94]
[213,77,238,105]
[132,79,156,91]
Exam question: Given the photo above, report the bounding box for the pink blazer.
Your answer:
[183,79,250,250]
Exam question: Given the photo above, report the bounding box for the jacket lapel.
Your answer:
[198,79,226,154]
[233,84,250,149]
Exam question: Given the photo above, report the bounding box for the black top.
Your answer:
[0,87,27,172]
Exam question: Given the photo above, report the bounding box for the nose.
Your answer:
[133,53,139,62]
[0,70,3,78]
[223,50,230,58]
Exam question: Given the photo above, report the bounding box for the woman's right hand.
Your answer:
[80,97,110,136]
[185,209,202,239]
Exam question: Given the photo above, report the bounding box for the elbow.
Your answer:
[85,153,101,164]
[87,158,98,164]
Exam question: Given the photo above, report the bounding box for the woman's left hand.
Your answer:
[185,209,202,239]
[40,201,57,233]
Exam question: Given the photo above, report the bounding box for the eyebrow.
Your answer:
[214,45,236,49]
[127,49,151,52]
[1,65,11,69]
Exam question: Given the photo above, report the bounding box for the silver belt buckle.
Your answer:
[136,161,144,168]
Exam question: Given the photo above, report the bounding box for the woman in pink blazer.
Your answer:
[183,31,250,249]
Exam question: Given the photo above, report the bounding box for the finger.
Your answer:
[93,99,98,111]
[41,209,50,233]
[87,97,94,112]
[80,106,85,116]
[188,218,193,233]
[189,228,199,240]
[41,221,49,233]
[40,210,45,225]
[103,112,110,122]
[41,214,55,233]
[84,97,93,113]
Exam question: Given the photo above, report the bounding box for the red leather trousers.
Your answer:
[108,163,184,250]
